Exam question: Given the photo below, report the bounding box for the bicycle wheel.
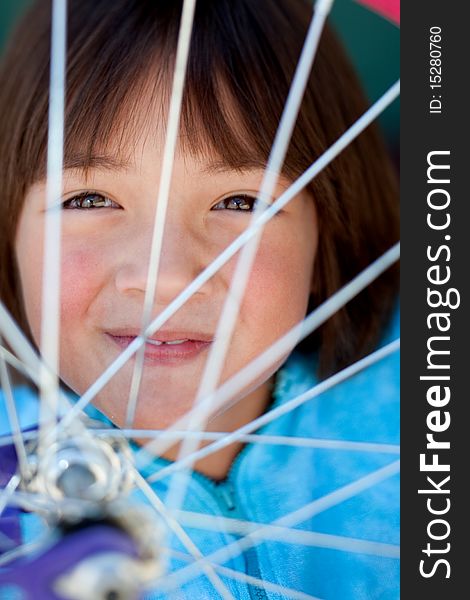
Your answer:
[0,1,400,598]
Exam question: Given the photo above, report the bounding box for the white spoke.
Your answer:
[0,430,39,448]
[132,469,235,600]
[0,339,30,478]
[0,302,75,413]
[160,461,400,592]
[126,0,197,428]
[6,490,58,515]
[7,487,125,519]
[0,539,47,567]
[92,429,399,454]
[55,80,400,434]
[211,564,322,600]
[165,0,334,519]
[157,548,323,600]
[0,430,38,448]
[0,344,35,381]
[0,302,47,380]
[0,475,21,519]
[189,0,335,435]
[172,511,400,559]
[38,0,67,455]
[146,338,399,482]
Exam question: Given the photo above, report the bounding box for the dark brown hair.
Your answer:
[0,0,399,377]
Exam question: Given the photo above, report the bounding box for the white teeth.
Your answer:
[146,338,188,346]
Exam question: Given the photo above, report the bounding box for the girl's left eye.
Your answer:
[211,194,258,212]
[62,192,120,210]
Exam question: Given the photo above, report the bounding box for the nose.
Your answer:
[114,218,205,305]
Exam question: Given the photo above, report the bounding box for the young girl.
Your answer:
[0,0,399,598]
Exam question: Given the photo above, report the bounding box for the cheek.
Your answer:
[218,232,316,388]
[57,246,111,392]
[241,233,316,345]
[17,238,105,345]
[60,248,103,318]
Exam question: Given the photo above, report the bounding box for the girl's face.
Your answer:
[14,108,318,440]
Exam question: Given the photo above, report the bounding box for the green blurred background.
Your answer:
[0,0,399,154]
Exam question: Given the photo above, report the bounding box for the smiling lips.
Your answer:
[106,331,212,365]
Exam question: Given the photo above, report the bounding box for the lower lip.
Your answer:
[106,335,212,365]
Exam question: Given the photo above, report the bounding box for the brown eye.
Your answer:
[212,194,257,212]
[62,192,120,210]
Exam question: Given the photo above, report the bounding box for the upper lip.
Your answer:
[105,328,213,343]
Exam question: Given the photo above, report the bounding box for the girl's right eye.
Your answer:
[62,192,121,210]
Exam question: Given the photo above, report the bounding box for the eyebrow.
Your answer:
[62,152,268,177]
[200,158,268,175]
[62,153,132,172]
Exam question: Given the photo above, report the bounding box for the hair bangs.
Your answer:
[4,0,320,185]
[60,0,309,177]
